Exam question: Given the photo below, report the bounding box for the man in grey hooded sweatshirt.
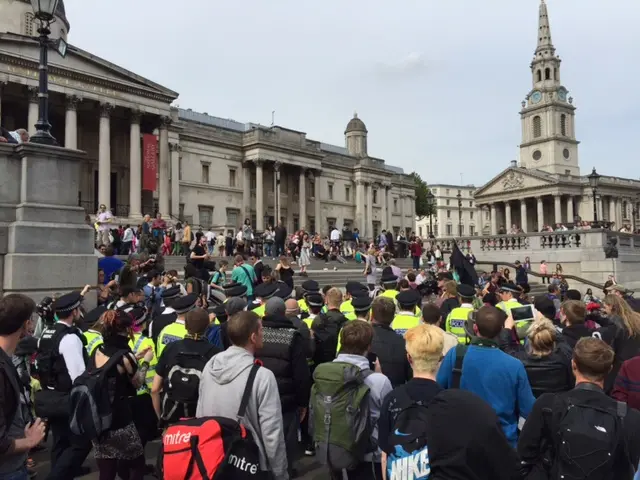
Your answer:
[196,310,289,479]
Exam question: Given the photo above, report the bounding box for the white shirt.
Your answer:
[97,211,113,232]
[57,323,86,383]
[122,227,134,242]
[330,229,340,241]
[205,231,215,241]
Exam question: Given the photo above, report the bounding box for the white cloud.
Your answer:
[375,52,427,76]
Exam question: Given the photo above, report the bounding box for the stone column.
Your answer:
[170,143,181,218]
[609,196,616,224]
[287,172,294,232]
[27,87,39,137]
[98,102,113,209]
[129,110,142,218]
[355,180,365,234]
[520,200,527,233]
[255,160,264,230]
[64,95,79,149]
[598,196,604,222]
[0,80,6,122]
[386,185,392,232]
[400,194,406,236]
[380,183,387,230]
[490,204,498,235]
[299,167,307,231]
[158,117,171,217]
[274,162,282,224]
[505,201,512,232]
[477,205,484,235]
[366,182,373,240]
[566,196,574,224]
[554,194,562,224]
[314,171,321,234]
[242,161,251,222]
[537,196,544,232]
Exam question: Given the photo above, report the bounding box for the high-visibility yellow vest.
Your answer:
[414,305,421,317]
[253,304,265,318]
[446,305,475,344]
[83,330,103,356]
[129,333,157,396]
[298,299,309,314]
[344,312,357,321]
[380,289,399,300]
[391,312,421,336]
[156,321,187,357]
[498,299,529,344]
[340,300,354,317]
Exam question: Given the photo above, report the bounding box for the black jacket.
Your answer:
[440,297,460,322]
[511,344,573,398]
[274,226,287,244]
[287,315,314,360]
[371,323,412,388]
[256,315,311,413]
[253,261,264,285]
[559,323,593,349]
[311,309,348,366]
[518,383,640,480]
[595,318,640,393]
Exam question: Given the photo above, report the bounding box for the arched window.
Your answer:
[536,70,542,82]
[545,68,551,80]
[560,114,567,136]
[533,116,542,138]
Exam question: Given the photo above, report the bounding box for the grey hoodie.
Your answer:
[196,346,289,480]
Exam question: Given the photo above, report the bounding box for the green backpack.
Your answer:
[311,361,373,470]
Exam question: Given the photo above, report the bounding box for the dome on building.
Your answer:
[345,112,367,134]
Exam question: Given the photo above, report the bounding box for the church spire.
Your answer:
[536,0,555,56]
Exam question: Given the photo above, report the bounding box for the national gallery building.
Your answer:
[0,0,416,238]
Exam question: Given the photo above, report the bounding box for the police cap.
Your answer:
[161,286,182,300]
[396,289,420,307]
[380,267,398,284]
[172,294,198,314]
[212,303,228,322]
[305,293,324,308]
[457,284,476,299]
[225,283,248,298]
[499,282,520,294]
[301,280,320,293]
[352,295,372,312]
[254,282,278,300]
[273,282,293,300]
[346,281,367,296]
[52,291,83,315]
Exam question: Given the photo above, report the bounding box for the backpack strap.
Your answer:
[237,363,261,420]
[451,344,469,389]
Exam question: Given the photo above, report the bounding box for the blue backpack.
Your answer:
[205,324,224,350]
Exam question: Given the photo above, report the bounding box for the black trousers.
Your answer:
[330,461,383,480]
[46,416,91,480]
[282,410,299,477]
[131,394,159,446]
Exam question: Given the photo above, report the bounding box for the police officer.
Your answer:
[82,306,107,356]
[251,282,279,317]
[342,282,369,320]
[223,282,248,301]
[149,286,182,345]
[34,291,91,479]
[446,284,477,344]
[391,289,422,336]
[336,293,373,354]
[496,283,522,315]
[303,293,324,330]
[156,294,198,357]
[379,268,399,300]
[298,280,320,315]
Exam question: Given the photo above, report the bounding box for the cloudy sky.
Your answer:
[66,0,640,186]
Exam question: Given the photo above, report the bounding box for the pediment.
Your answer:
[0,33,178,101]
[474,167,557,198]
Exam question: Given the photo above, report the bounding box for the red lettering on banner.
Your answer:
[142,134,158,191]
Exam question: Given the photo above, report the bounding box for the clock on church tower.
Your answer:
[518,0,580,176]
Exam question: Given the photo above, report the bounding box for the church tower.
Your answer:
[519,0,579,176]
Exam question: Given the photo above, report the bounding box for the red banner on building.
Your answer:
[142,134,158,191]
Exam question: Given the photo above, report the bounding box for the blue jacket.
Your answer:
[436,338,535,447]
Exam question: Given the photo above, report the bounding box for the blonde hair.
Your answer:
[404,324,444,374]
[526,319,557,357]
[603,294,640,338]
[325,287,343,308]
[443,280,458,298]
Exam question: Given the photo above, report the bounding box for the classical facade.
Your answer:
[415,184,487,238]
[473,0,640,233]
[0,0,415,238]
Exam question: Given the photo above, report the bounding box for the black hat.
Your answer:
[458,284,476,299]
[397,289,420,307]
[53,291,83,315]
[83,305,107,327]
[351,288,370,298]
[254,282,278,299]
[346,281,367,296]
[172,294,198,314]
[352,295,372,312]
[121,304,148,326]
[161,286,182,300]
[305,293,324,307]
[380,267,398,284]
[273,282,293,300]
[247,301,262,312]
[225,283,248,298]
[301,280,320,293]
[212,303,227,322]
[499,282,520,294]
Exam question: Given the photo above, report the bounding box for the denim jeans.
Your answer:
[0,466,29,480]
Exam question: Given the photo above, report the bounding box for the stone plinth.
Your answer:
[0,143,97,304]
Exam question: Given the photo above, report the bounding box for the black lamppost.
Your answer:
[29,0,67,146]
[457,192,463,237]
[426,190,435,238]
[588,167,601,225]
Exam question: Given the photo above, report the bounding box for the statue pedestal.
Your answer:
[0,143,97,305]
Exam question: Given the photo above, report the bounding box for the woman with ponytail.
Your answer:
[91,309,154,480]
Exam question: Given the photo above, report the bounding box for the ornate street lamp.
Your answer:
[588,167,601,224]
[426,190,435,238]
[29,0,67,145]
[457,192,463,237]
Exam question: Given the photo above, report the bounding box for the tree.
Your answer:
[410,172,434,220]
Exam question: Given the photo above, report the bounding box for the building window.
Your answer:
[536,70,542,82]
[293,216,299,231]
[250,171,256,190]
[179,203,185,220]
[533,116,542,138]
[623,201,628,219]
[24,12,35,36]
[446,224,452,236]
[486,210,490,220]
[345,186,350,202]
[446,199,450,206]
[446,189,450,195]
[328,183,334,200]
[434,225,439,237]
[178,157,183,181]
[470,225,475,236]
[201,164,210,184]
[226,208,239,227]
[198,206,213,227]
[373,189,378,204]
[447,210,451,219]
[469,201,473,207]
[229,168,237,187]
[545,68,551,80]
[309,181,316,198]
[418,227,423,237]
[393,198,398,212]
[460,225,465,236]
[470,211,474,220]
[309,217,316,234]
[560,114,567,136]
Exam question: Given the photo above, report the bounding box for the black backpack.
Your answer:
[385,388,436,480]
[161,348,216,424]
[549,391,629,479]
[69,350,128,441]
